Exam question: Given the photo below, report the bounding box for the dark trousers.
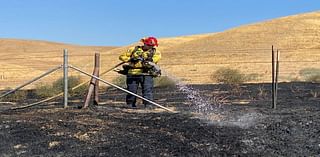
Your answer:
[126,75,154,107]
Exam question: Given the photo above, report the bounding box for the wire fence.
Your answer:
[0,47,319,90]
[0,46,319,111]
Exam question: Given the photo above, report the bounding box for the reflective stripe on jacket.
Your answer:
[119,46,161,75]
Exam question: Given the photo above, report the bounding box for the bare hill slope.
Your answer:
[158,11,320,83]
[0,39,118,89]
[101,11,320,84]
[1,11,320,89]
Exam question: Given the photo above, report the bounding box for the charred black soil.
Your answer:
[0,82,320,156]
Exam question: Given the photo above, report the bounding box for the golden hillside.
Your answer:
[103,11,320,84]
[1,11,320,89]
[160,11,320,83]
[0,35,211,89]
[0,39,118,89]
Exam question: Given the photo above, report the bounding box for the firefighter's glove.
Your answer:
[143,61,154,68]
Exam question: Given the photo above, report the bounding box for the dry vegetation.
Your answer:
[1,11,320,89]
[160,11,320,83]
[0,39,117,89]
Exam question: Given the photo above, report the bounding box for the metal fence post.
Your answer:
[274,50,280,109]
[271,46,275,109]
[63,49,68,108]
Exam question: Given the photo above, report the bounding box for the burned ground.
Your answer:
[0,82,320,156]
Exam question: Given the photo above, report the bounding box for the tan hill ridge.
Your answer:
[1,11,320,89]
[104,11,320,84]
[0,39,118,89]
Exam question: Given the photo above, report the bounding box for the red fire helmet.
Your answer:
[141,37,158,47]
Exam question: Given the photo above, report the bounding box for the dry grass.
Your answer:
[0,39,117,89]
[159,11,320,84]
[1,11,320,89]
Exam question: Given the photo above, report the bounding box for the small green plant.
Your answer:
[52,76,82,91]
[35,84,59,98]
[70,83,89,96]
[0,89,28,102]
[299,68,320,83]
[35,76,84,98]
[52,76,87,96]
[305,75,320,83]
[211,67,246,85]
[299,68,320,76]
[154,76,176,88]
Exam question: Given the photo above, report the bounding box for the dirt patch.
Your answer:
[0,82,320,156]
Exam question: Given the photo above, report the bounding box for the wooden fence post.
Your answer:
[94,53,100,105]
[83,52,100,108]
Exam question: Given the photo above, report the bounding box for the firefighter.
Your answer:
[118,37,161,109]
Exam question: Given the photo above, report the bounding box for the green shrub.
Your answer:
[35,84,59,98]
[299,68,320,83]
[0,89,28,102]
[52,76,82,91]
[35,76,84,98]
[306,75,320,83]
[299,68,320,76]
[211,68,246,85]
[70,83,89,96]
[154,76,176,88]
